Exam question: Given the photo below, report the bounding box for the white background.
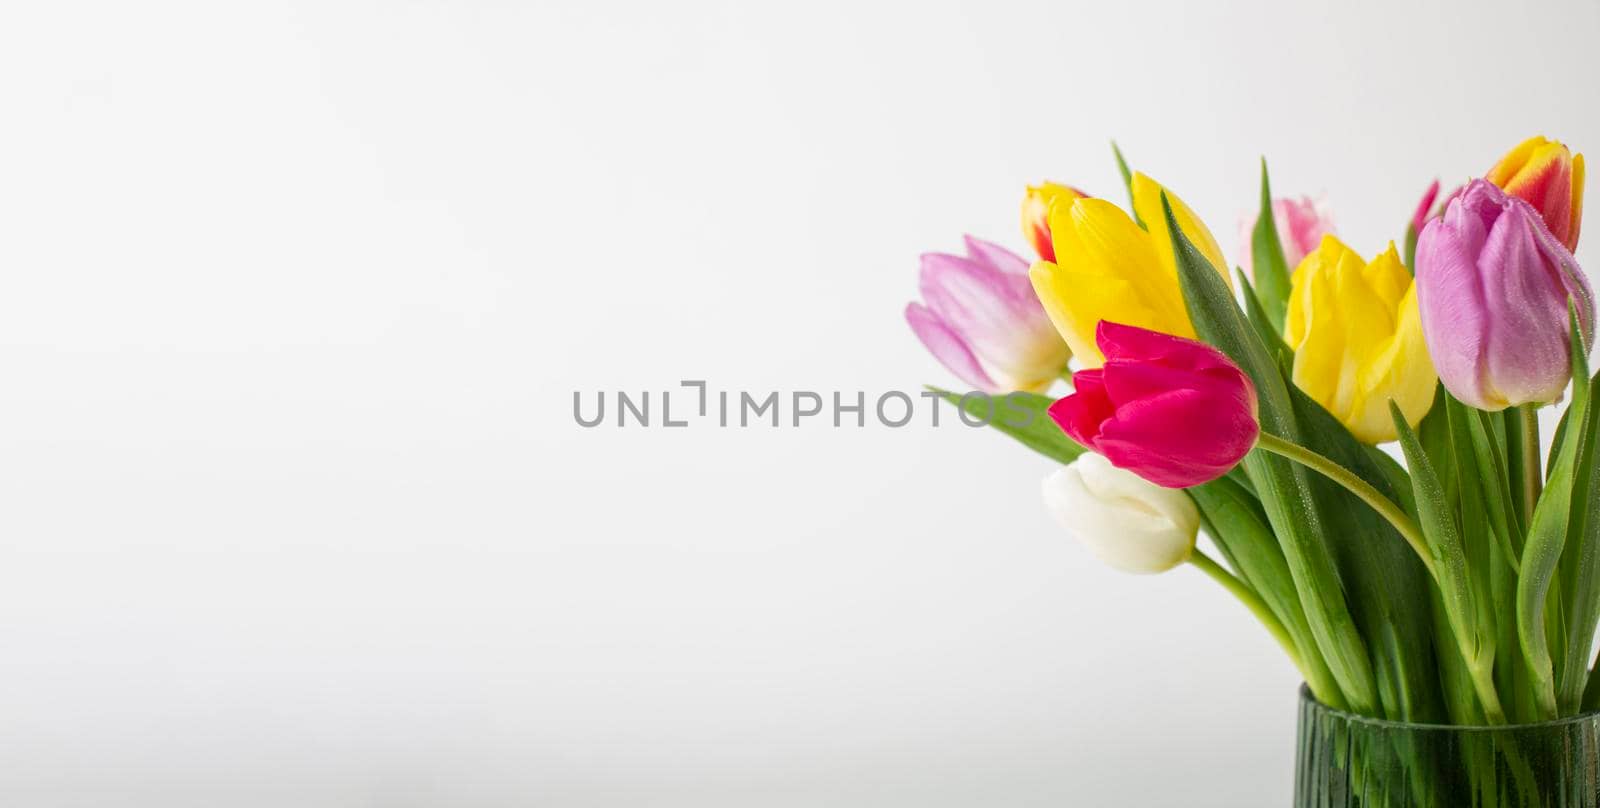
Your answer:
[2,1,1598,805]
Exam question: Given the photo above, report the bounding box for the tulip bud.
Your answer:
[1285,236,1437,443]
[905,236,1071,394]
[1238,195,1336,276]
[1415,180,1595,411]
[1048,321,1259,488]
[1041,453,1199,574]
[1021,182,1087,262]
[1486,136,1586,251]
[1410,179,1441,236]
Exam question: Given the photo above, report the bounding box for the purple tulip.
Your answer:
[1415,179,1595,411]
[905,236,1070,393]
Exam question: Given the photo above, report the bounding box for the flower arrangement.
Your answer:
[908,136,1592,727]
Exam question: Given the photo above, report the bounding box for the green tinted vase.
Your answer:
[1295,687,1600,807]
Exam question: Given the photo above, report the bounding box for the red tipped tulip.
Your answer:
[1049,321,1259,488]
[1486,136,1585,251]
[1020,182,1087,262]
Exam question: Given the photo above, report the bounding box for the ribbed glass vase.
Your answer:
[1295,687,1600,807]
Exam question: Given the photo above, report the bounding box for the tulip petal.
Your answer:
[1048,369,1114,446]
[1030,260,1156,367]
[1503,142,1575,249]
[1022,183,1087,263]
[1572,152,1585,250]
[1411,180,1441,235]
[1097,388,1259,488]
[1095,320,1235,372]
[920,252,1043,371]
[1346,286,1437,442]
[1416,193,1496,410]
[905,302,997,393]
[1041,456,1197,574]
[1479,203,1583,406]
[962,235,1031,277]
[1130,173,1233,291]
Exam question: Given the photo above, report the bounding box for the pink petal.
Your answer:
[1097,389,1259,488]
[1411,179,1441,234]
[962,235,1032,277]
[1049,370,1113,447]
[1479,202,1585,405]
[1416,214,1493,409]
[1094,320,1237,374]
[906,302,998,393]
[920,252,1040,363]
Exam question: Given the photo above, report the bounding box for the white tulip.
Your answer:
[1041,453,1199,574]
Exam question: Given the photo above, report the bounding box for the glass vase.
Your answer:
[1295,686,1600,807]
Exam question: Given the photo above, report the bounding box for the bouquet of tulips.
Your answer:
[908,137,1592,728]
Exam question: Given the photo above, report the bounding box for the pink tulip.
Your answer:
[1048,321,1259,488]
[1239,196,1335,275]
[905,236,1071,393]
[1415,179,1595,411]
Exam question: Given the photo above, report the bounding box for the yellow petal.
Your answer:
[1361,243,1410,311]
[1022,182,1085,259]
[1129,173,1233,291]
[1487,135,1552,186]
[1287,235,1438,443]
[1286,235,1362,348]
[1287,246,1349,417]
[1029,260,1160,367]
[1346,287,1437,443]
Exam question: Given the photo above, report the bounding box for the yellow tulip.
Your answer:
[1028,173,1231,367]
[1285,236,1437,443]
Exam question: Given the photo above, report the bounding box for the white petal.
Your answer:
[1041,454,1198,574]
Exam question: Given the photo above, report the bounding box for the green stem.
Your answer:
[1470,660,1508,725]
[1255,432,1436,579]
[1519,405,1542,518]
[1189,549,1302,670]
[1583,647,1600,712]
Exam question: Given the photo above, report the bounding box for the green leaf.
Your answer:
[1363,444,1417,519]
[1235,268,1292,377]
[1189,476,1345,709]
[1250,159,1294,333]
[1557,374,1600,713]
[1513,312,1587,718]
[1289,387,1444,723]
[1162,192,1380,716]
[928,387,1083,465]
[1416,387,1457,507]
[1556,310,1599,713]
[1517,454,1571,720]
[1461,405,1522,555]
[1111,141,1144,230]
[1445,395,1531,722]
[1392,401,1501,721]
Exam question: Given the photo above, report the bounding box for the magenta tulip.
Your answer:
[1414,179,1595,411]
[905,236,1071,393]
[1411,179,1441,235]
[1048,321,1259,488]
